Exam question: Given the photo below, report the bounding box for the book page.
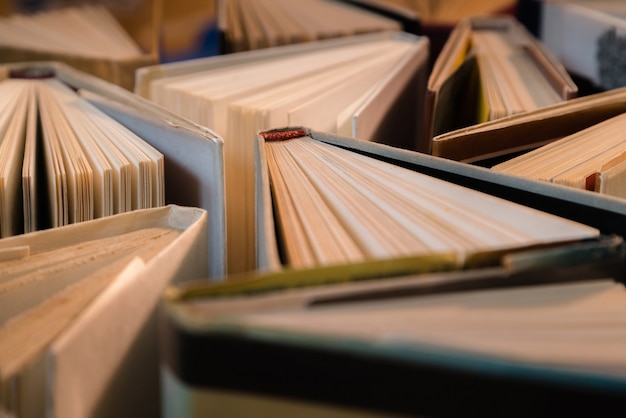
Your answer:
[0,80,30,237]
[492,112,626,199]
[222,0,400,51]
[472,28,562,121]
[0,226,181,389]
[22,81,39,233]
[0,77,165,232]
[0,5,142,59]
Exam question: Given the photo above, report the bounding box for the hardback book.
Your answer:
[1,61,226,277]
[431,85,626,163]
[519,0,626,91]
[0,3,160,90]
[136,32,429,274]
[254,127,626,274]
[424,15,577,152]
[0,204,207,418]
[344,0,517,61]
[491,109,626,199]
[216,0,416,53]
[161,277,626,418]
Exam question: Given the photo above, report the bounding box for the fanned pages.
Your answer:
[0,76,164,238]
[492,112,626,199]
[257,128,599,272]
[430,86,626,164]
[219,0,402,52]
[0,80,30,237]
[0,5,158,90]
[424,16,576,150]
[0,205,207,418]
[0,5,142,59]
[138,32,428,274]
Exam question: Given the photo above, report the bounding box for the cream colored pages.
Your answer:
[145,33,425,274]
[492,112,626,199]
[0,5,141,59]
[427,16,575,143]
[0,205,207,418]
[21,82,37,233]
[39,79,94,226]
[235,280,626,377]
[222,0,400,52]
[0,80,30,237]
[0,76,164,235]
[472,26,563,122]
[262,135,598,268]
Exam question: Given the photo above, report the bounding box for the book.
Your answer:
[430,85,626,164]
[136,32,429,274]
[366,0,515,25]
[491,111,626,199]
[0,3,160,90]
[0,76,165,238]
[347,0,517,60]
[216,0,414,53]
[160,276,626,418]
[423,15,577,152]
[254,127,624,275]
[1,61,226,277]
[520,0,626,91]
[0,204,207,418]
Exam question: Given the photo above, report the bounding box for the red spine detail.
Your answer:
[260,128,308,142]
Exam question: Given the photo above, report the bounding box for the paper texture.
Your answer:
[0,205,207,418]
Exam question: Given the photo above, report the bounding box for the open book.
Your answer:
[424,15,576,152]
[0,76,164,238]
[216,0,414,53]
[1,61,226,277]
[0,4,159,90]
[0,204,207,418]
[431,86,626,163]
[136,32,429,274]
[429,86,626,201]
[491,111,626,198]
[254,127,625,275]
[161,277,626,417]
